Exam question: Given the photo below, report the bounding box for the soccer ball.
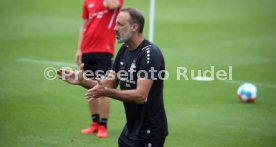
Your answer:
[237,83,257,103]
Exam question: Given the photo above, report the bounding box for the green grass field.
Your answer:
[1,0,276,146]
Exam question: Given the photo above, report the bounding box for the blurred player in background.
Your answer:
[75,0,124,138]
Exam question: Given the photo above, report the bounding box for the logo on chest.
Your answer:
[87,3,109,19]
[129,60,136,73]
[118,60,137,88]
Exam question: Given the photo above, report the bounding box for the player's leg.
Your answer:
[83,98,100,134]
[96,96,110,138]
[81,53,101,134]
[94,53,113,138]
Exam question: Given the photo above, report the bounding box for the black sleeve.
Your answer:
[137,47,163,80]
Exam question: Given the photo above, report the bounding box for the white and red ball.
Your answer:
[237,83,257,103]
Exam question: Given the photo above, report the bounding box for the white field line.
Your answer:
[18,57,276,88]
[17,58,77,68]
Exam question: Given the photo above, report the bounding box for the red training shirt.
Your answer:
[81,0,124,55]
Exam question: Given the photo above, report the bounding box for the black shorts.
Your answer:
[81,53,113,79]
[118,137,166,147]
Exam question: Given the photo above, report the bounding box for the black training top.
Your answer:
[112,39,168,141]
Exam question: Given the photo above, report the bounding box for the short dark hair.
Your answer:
[120,8,145,33]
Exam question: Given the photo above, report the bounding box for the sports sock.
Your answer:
[100,118,108,128]
[91,114,100,124]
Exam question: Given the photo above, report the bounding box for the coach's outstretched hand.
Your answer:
[57,64,84,85]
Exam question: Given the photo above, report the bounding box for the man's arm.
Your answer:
[57,66,118,90]
[103,0,121,10]
[75,19,88,65]
[57,64,96,89]
[86,78,153,104]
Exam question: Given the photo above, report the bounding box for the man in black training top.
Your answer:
[57,7,168,147]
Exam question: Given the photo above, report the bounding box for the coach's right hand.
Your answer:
[57,64,84,85]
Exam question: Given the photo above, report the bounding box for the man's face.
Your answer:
[114,12,133,43]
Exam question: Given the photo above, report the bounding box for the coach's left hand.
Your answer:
[86,79,107,102]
